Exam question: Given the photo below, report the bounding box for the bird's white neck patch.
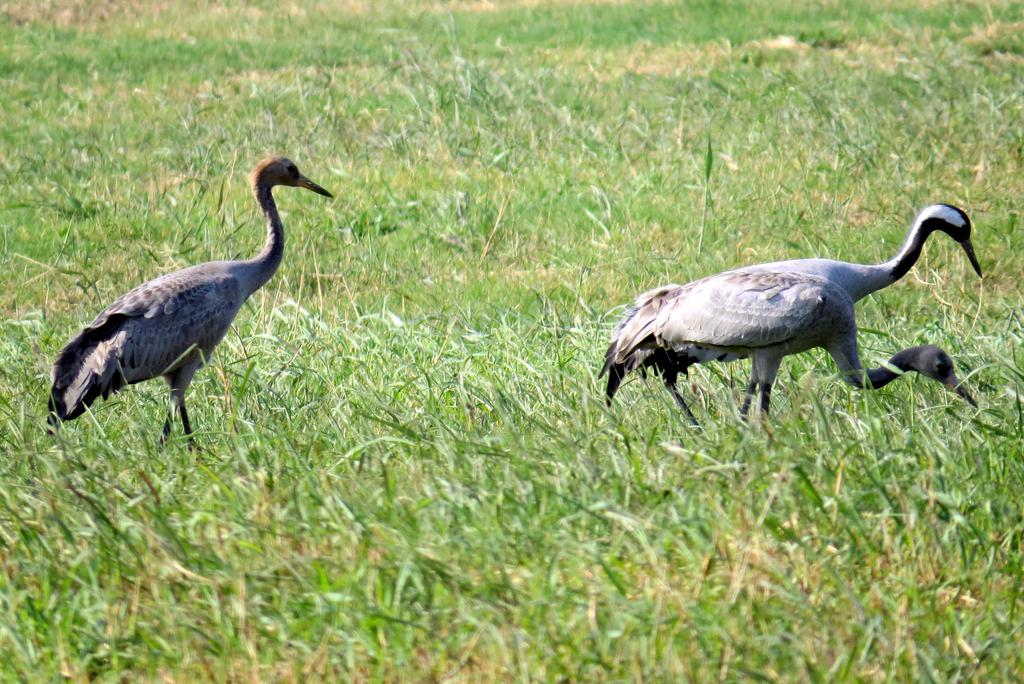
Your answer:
[916,204,966,228]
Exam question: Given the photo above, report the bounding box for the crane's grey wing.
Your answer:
[600,269,854,403]
[113,284,243,379]
[50,268,243,421]
[86,265,230,325]
[605,270,845,366]
[74,267,243,378]
[652,269,840,350]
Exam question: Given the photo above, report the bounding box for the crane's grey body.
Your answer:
[51,264,244,413]
[49,157,332,442]
[601,204,981,421]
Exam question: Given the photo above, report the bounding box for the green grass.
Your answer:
[2,0,1023,679]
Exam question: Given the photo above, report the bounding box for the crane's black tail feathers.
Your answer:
[600,303,656,404]
[601,339,695,406]
[49,316,129,426]
[601,341,628,405]
[600,337,655,404]
[47,395,61,434]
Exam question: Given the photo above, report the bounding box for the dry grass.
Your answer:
[445,0,655,11]
[0,0,170,27]
[532,33,926,81]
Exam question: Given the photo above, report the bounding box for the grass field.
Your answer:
[2,0,1024,679]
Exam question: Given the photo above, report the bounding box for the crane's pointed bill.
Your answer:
[298,176,333,198]
[960,238,982,277]
[944,375,977,407]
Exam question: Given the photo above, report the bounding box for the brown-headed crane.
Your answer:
[49,157,332,444]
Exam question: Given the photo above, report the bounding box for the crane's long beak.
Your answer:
[944,374,978,407]
[298,175,333,198]
[960,238,982,277]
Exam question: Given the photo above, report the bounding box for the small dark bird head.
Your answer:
[252,156,333,198]
[913,204,981,277]
[895,344,977,407]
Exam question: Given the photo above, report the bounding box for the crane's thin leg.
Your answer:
[665,379,699,426]
[161,416,172,445]
[759,382,773,414]
[163,363,200,449]
[739,379,758,419]
[742,355,782,420]
[660,363,699,426]
[179,400,194,448]
[161,391,182,447]
[161,362,201,448]
[753,356,783,417]
[167,390,196,450]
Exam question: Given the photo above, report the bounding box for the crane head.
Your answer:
[898,344,977,407]
[253,157,333,198]
[914,204,981,277]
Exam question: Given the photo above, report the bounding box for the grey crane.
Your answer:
[49,157,332,443]
[600,204,981,423]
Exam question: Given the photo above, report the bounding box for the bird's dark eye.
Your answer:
[287,164,298,177]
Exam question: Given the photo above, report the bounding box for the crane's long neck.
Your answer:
[883,219,934,283]
[853,220,934,300]
[864,363,903,390]
[840,348,915,390]
[793,218,939,303]
[241,180,284,297]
